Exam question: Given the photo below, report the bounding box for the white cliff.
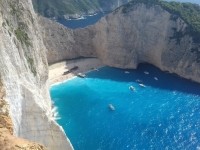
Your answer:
[42,3,200,83]
[0,0,73,149]
[1,1,199,149]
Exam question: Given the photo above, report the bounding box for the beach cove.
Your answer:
[50,63,200,150]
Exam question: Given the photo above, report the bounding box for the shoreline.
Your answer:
[49,58,104,86]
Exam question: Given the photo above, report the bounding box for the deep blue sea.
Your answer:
[57,12,104,29]
[50,64,200,150]
[57,0,199,29]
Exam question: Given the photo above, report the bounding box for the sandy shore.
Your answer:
[49,58,104,85]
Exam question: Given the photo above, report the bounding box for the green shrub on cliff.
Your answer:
[32,0,128,18]
[15,28,31,47]
[121,0,200,42]
[32,0,101,18]
[160,1,200,42]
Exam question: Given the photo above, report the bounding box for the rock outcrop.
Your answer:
[0,79,47,150]
[0,0,73,149]
[40,17,97,64]
[42,3,200,83]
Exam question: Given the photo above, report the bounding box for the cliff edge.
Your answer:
[0,0,73,149]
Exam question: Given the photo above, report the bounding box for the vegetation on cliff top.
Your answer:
[33,0,200,37]
[32,0,99,18]
[32,0,129,18]
[121,0,200,42]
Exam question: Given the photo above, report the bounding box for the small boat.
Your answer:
[77,73,86,78]
[125,71,130,74]
[63,66,79,75]
[75,16,85,20]
[136,79,142,83]
[144,71,149,75]
[94,68,99,71]
[139,83,146,87]
[154,77,158,81]
[108,104,115,111]
[129,86,135,91]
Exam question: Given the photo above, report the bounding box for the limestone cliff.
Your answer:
[40,17,97,64]
[0,79,46,150]
[0,0,73,149]
[42,2,200,83]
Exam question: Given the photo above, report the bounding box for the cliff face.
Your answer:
[0,0,73,149]
[0,79,46,150]
[40,17,97,64]
[43,3,200,83]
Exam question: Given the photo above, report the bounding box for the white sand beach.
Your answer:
[49,58,104,85]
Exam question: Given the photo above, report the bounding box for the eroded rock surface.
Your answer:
[42,3,200,83]
[0,0,73,149]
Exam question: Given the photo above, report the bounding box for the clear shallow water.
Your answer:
[50,64,200,150]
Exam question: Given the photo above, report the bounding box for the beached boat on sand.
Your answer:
[77,73,86,78]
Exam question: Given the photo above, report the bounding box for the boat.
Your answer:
[93,68,99,71]
[76,16,85,20]
[129,86,135,91]
[144,71,149,75]
[108,104,115,111]
[125,71,130,74]
[77,73,86,78]
[154,77,158,80]
[63,66,79,75]
[139,83,146,87]
[88,13,98,16]
[136,79,142,83]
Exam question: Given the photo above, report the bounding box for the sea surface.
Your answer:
[57,12,104,29]
[50,64,200,150]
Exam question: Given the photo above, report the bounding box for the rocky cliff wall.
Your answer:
[42,3,200,83]
[40,17,97,64]
[0,0,73,149]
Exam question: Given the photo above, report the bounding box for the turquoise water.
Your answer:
[50,64,200,150]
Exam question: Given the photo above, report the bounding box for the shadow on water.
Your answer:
[86,63,200,96]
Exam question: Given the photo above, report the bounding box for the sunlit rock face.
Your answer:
[42,3,200,83]
[0,0,73,149]
[90,3,200,84]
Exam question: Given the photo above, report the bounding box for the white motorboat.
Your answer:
[154,77,158,80]
[139,83,146,87]
[129,86,135,91]
[108,104,115,111]
[136,79,142,83]
[125,71,130,74]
